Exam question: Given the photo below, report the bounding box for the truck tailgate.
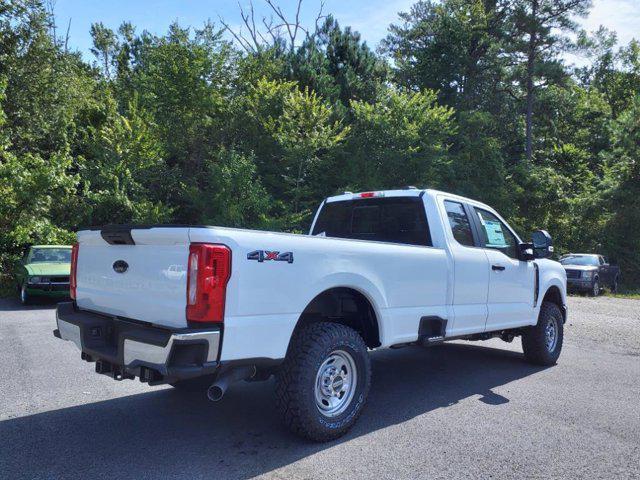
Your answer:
[75,227,190,329]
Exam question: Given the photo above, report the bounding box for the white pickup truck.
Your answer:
[54,188,567,441]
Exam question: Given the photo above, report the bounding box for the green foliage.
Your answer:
[600,96,640,283]
[244,78,349,223]
[344,89,455,190]
[0,151,77,258]
[191,148,270,228]
[80,96,172,225]
[291,16,389,112]
[382,0,506,111]
[0,0,639,290]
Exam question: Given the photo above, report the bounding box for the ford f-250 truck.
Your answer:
[54,188,567,441]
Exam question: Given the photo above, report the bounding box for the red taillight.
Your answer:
[70,243,79,299]
[359,192,376,198]
[186,243,231,323]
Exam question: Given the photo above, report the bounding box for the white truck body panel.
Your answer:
[189,226,449,359]
[72,189,567,363]
[75,228,190,328]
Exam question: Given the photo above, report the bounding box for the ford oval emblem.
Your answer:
[113,260,129,274]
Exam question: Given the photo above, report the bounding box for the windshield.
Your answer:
[560,255,599,266]
[28,248,72,263]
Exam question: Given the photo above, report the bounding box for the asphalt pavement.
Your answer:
[1,295,638,479]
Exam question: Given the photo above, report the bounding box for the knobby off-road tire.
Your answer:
[275,322,371,442]
[522,301,564,366]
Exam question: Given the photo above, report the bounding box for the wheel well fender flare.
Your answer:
[540,282,566,323]
[295,272,388,345]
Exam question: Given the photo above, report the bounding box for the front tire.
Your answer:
[19,283,30,305]
[522,301,564,366]
[275,322,371,442]
[589,279,600,297]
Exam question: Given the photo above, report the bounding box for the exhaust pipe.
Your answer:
[207,365,256,402]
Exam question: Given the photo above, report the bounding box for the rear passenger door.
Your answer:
[443,200,489,336]
[469,207,535,331]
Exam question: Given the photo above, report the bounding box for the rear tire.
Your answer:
[522,301,563,366]
[275,322,371,442]
[611,276,619,293]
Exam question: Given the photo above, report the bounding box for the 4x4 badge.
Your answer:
[247,250,294,264]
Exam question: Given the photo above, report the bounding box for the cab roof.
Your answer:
[325,188,491,209]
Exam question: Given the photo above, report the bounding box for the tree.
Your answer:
[247,79,349,215]
[290,16,389,110]
[382,0,508,113]
[80,96,172,225]
[600,96,640,284]
[130,23,233,171]
[90,22,118,79]
[507,0,591,161]
[0,0,93,275]
[577,28,640,118]
[344,89,455,190]
[2,0,640,291]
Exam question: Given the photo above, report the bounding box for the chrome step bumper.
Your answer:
[54,302,220,384]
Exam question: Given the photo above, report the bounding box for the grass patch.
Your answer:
[604,290,640,300]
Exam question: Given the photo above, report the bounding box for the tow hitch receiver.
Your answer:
[95,359,134,381]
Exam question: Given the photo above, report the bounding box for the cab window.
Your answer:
[444,200,475,247]
[312,197,432,246]
[473,208,518,258]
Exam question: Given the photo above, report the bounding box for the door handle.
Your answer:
[492,264,506,271]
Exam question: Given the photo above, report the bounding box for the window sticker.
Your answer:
[483,220,507,246]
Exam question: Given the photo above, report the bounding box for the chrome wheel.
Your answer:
[592,280,600,296]
[314,349,357,418]
[544,316,558,352]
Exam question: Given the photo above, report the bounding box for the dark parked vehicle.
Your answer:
[560,254,620,296]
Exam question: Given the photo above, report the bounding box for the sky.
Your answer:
[52,0,640,64]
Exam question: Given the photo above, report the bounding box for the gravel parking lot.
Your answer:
[1,295,638,479]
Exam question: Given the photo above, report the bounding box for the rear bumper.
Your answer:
[26,282,69,296]
[54,302,220,384]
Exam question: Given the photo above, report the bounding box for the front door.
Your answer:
[470,207,535,331]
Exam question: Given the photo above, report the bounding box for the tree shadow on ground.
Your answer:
[0,297,61,312]
[0,343,548,480]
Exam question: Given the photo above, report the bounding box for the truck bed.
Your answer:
[75,224,450,360]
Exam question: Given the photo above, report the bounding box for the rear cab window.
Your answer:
[312,197,432,246]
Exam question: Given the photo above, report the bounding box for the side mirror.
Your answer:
[518,243,535,261]
[532,230,553,259]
